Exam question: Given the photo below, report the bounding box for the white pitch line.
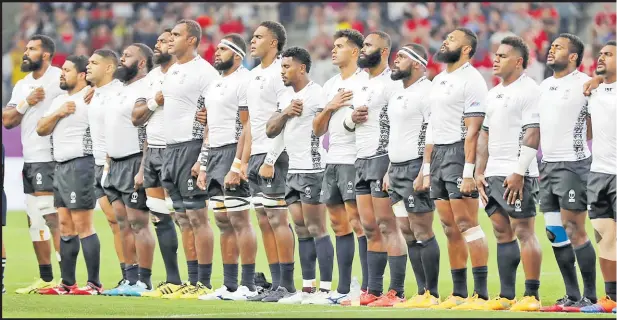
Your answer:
[164,309,396,318]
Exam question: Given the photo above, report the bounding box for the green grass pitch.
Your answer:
[1,208,613,318]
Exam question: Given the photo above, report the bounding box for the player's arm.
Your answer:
[241,118,252,166]
[198,124,210,172]
[3,82,38,129]
[585,105,592,141]
[475,120,489,176]
[234,108,249,160]
[313,89,353,137]
[265,110,290,138]
[36,100,75,136]
[132,95,156,126]
[461,80,488,181]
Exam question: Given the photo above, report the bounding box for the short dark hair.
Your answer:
[131,43,154,72]
[402,43,428,62]
[176,19,202,48]
[334,29,364,49]
[29,34,56,59]
[223,33,247,56]
[368,31,392,51]
[455,27,478,58]
[606,40,616,47]
[93,49,119,66]
[558,33,584,67]
[65,55,89,73]
[259,20,287,52]
[501,36,530,69]
[163,28,172,34]
[281,46,312,73]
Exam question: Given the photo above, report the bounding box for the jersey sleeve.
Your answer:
[309,86,326,116]
[199,62,220,104]
[317,79,333,113]
[6,80,24,108]
[463,75,488,117]
[43,96,63,117]
[237,76,249,111]
[521,85,540,129]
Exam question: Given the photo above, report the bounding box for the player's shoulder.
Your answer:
[518,74,541,92]
[48,66,63,76]
[570,70,592,85]
[324,73,341,87]
[487,82,504,95]
[460,63,485,81]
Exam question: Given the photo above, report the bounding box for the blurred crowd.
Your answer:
[2,2,615,105]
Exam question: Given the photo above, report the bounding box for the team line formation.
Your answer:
[1,18,615,314]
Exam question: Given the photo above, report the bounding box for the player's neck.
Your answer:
[552,66,576,79]
[446,58,470,73]
[176,51,197,64]
[95,76,114,88]
[223,63,240,77]
[402,72,424,89]
[32,62,50,80]
[260,51,278,68]
[339,62,358,80]
[501,71,523,87]
[68,83,87,96]
[602,74,616,84]
[292,77,310,93]
[160,58,176,73]
[368,63,387,78]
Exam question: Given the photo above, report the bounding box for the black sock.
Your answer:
[120,263,126,280]
[358,236,368,291]
[80,234,101,287]
[241,263,256,291]
[606,281,616,301]
[524,279,540,300]
[420,237,440,298]
[198,263,212,289]
[280,262,296,293]
[39,264,53,282]
[367,251,387,296]
[407,241,426,295]
[269,263,281,289]
[223,263,239,292]
[574,241,597,301]
[126,264,139,285]
[152,212,181,285]
[472,266,489,300]
[298,237,317,285]
[388,255,407,298]
[497,240,520,300]
[336,233,355,294]
[60,235,80,286]
[451,268,468,298]
[139,267,152,289]
[315,235,334,284]
[553,245,581,300]
[187,260,198,285]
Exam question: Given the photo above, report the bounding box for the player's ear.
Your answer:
[569,52,579,65]
[42,51,50,62]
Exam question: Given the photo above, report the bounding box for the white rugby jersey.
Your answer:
[88,79,123,165]
[387,77,432,163]
[246,58,287,155]
[321,68,369,165]
[6,66,64,163]
[588,82,616,175]
[104,77,148,159]
[538,70,591,162]
[205,66,249,148]
[142,66,167,148]
[351,68,403,159]
[277,81,326,173]
[162,56,220,144]
[427,62,488,145]
[483,74,540,177]
[44,86,92,162]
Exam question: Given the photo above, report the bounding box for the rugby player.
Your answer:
[132,29,184,297]
[196,34,258,301]
[2,144,6,294]
[343,31,407,307]
[313,29,368,304]
[579,40,616,314]
[84,49,134,294]
[37,55,102,295]
[384,43,440,309]
[2,34,64,294]
[243,21,297,302]
[426,28,490,310]
[161,19,220,299]
[102,43,156,296]
[265,47,332,304]
[474,36,543,311]
[536,34,597,312]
